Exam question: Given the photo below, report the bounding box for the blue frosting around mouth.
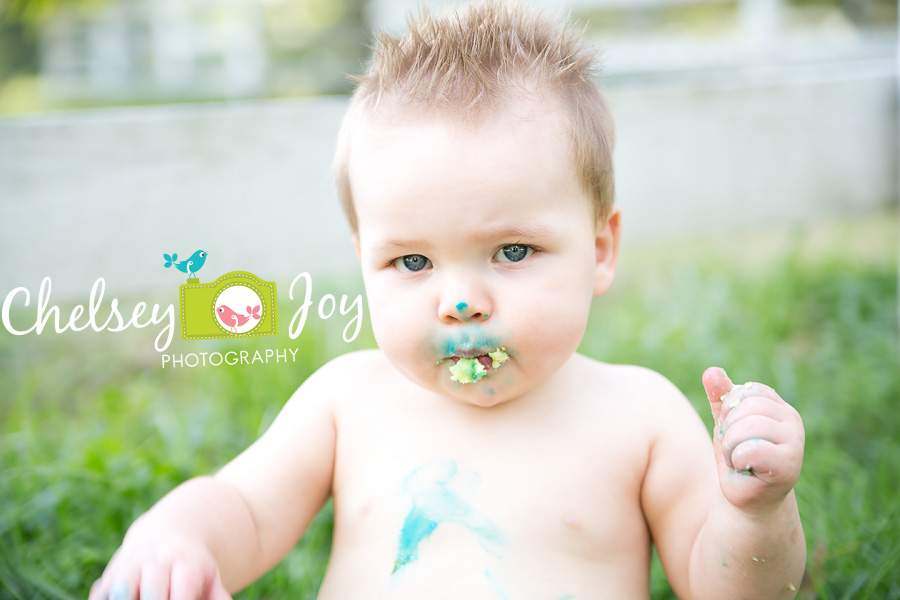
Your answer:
[434,327,502,358]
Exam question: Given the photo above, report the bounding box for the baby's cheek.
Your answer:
[514,318,583,370]
[368,304,415,353]
[529,296,591,338]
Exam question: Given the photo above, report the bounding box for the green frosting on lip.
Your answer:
[488,348,508,369]
[448,347,508,384]
[449,357,486,383]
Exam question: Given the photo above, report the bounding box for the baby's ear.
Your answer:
[352,234,361,260]
[593,207,620,296]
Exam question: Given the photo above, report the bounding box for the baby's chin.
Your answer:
[396,361,519,408]
[379,346,530,407]
[440,383,519,408]
[443,372,532,409]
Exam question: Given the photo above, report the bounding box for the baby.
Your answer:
[90,3,806,599]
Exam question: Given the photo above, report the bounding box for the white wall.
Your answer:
[1,55,896,299]
[611,56,897,240]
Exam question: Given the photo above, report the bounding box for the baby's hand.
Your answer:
[89,531,231,600]
[702,367,805,515]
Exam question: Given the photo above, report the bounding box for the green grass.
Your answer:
[1,212,898,599]
[583,213,900,599]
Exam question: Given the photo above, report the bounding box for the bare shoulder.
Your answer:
[572,353,695,415]
[291,349,389,397]
[287,349,410,421]
[575,356,713,462]
[304,347,386,377]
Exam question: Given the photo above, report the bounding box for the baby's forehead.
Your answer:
[355,95,570,149]
[349,105,590,227]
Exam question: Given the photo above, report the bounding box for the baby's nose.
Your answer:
[438,297,491,324]
[437,269,493,323]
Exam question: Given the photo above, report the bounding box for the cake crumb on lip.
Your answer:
[447,347,508,384]
[449,357,486,383]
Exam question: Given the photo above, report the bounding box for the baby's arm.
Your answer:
[89,358,340,600]
[642,368,805,600]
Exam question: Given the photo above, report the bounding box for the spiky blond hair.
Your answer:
[334,1,615,232]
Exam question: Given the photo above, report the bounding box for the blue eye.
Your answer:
[496,244,533,263]
[394,254,431,273]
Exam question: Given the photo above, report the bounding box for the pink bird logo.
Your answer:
[216,304,261,333]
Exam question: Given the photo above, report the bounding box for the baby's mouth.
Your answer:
[444,347,509,384]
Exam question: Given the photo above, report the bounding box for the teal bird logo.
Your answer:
[163,250,207,279]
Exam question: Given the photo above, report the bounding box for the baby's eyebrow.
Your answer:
[368,224,554,254]
[369,238,433,253]
[481,224,554,240]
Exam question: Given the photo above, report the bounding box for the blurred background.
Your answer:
[0,0,897,296]
[1,1,899,599]
[0,0,897,110]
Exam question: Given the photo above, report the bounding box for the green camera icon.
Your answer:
[179,271,277,340]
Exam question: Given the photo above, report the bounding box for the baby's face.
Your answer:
[350,105,617,407]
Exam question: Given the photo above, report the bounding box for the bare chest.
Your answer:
[323,395,652,598]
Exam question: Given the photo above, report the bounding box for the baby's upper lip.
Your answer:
[441,347,510,364]
[450,346,491,358]
[434,326,504,360]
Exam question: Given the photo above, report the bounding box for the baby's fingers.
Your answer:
[139,563,170,600]
[170,561,208,600]
[721,406,800,454]
[719,381,784,424]
[90,566,147,600]
[721,395,796,431]
[721,395,804,453]
[170,560,232,600]
[730,438,782,482]
[702,366,734,423]
[89,556,141,600]
[89,557,221,600]
[721,413,780,468]
[209,577,233,600]
[722,412,804,487]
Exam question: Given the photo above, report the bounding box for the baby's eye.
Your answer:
[393,254,432,273]
[495,244,533,263]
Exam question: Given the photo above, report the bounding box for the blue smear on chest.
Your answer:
[485,568,510,600]
[393,459,504,574]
